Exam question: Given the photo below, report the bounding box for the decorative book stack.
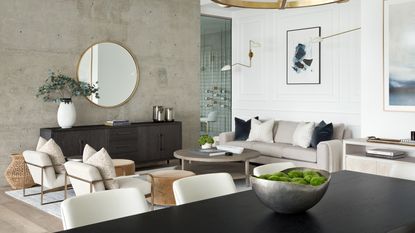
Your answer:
[105,120,130,127]
[366,148,406,160]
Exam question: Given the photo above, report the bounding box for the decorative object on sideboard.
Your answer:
[286,27,321,85]
[78,42,139,108]
[384,0,415,112]
[4,153,35,189]
[412,131,415,141]
[104,120,130,127]
[211,0,348,9]
[199,135,214,149]
[36,71,99,128]
[251,167,330,214]
[153,106,164,122]
[221,40,261,71]
[165,108,174,122]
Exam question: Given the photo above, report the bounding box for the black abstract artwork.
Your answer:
[286,27,321,85]
[292,43,313,73]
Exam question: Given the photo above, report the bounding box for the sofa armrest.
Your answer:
[219,132,235,145]
[317,139,343,172]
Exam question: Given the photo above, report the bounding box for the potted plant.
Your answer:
[198,135,214,149]
[36,71,99,128]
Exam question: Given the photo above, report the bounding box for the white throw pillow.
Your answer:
[37,138,66,174]
[247,119,274,143]
[36,137,47,151]
[83,144,97,162]
[84,147,119,190]
[292,122,315,148]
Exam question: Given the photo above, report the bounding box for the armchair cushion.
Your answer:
[84,148,119,190]
[36,137,47,150]
[64,161,105,196]
[37,138,66,174]
[116,176,151,195]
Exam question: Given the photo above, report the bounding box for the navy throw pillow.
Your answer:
[234,117,259,141]
[310,121,333,148]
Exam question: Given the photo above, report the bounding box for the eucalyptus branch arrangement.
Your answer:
[36,71,99,103]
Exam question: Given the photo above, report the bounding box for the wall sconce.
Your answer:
[221,40,261,71]
[311,27,361,43]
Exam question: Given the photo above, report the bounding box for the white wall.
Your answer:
[361,0,415,139]
[230,0,361,136]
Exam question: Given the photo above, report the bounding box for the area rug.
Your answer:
[5,164,252,219]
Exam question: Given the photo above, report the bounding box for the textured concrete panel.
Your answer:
[0,0,200,187]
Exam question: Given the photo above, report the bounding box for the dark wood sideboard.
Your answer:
[40,121,182,165]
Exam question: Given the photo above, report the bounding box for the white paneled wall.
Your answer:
[230,0,361,136]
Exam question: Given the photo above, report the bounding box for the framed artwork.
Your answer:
[286,26,321,85]
[384,0,415,111]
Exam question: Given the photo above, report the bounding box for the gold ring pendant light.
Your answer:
[211,0,349,9]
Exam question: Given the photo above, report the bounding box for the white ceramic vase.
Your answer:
[57,99,76,129]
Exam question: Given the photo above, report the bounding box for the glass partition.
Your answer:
[200,15,232,137]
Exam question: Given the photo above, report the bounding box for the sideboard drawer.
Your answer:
[108,141,138,154]
[109,128,138,142]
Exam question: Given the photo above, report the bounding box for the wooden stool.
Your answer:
[149,170,195,206]
[112,159,135,177]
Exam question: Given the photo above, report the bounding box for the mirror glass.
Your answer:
[78,42,139,107]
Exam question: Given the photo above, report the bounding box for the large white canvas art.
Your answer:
[384,0,415,111]
[286,27,321,85]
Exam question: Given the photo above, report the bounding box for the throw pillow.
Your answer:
[37,139,66,174]
[247,119,275,143]
[292,122,315,148]
[36,137,47,151]
[310,121,334,148]
[234,116,259,141]
[84,148,119,190]
[274,121,299,144]
[83,144,97,162]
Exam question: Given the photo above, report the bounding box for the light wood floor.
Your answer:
[0,187,64,233]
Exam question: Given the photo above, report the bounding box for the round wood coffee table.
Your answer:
[112,159,135,177]
[174,149,260,186]
[148,170,195,206]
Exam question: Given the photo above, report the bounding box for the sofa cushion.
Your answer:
[234,117,258,141]
[251,142,291,158]
[333,124,345,140]
[225,141,259,150]
[247,119,274,143]
[282,146,317,163]
[274,121,299,144]
[292,122,315,148]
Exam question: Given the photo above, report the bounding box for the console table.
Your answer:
[40,122,182,166]
[343,138,415,176]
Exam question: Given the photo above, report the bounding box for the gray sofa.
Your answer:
[219,121,352,172]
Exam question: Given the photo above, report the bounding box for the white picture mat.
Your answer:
[286,27,321,85]
[384,0,415,111]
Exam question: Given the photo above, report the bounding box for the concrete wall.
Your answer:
[0,0,200,187]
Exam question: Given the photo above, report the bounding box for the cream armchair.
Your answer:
[22,150,70,205]
[64,161,151,198]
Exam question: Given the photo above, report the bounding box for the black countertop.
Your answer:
[59,171,415,233]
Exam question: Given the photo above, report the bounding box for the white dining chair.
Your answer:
[253,162,295,176]
[200,111,217,134]
[390,164,415,181]
[173,173,236,205]
[61,188,149,230]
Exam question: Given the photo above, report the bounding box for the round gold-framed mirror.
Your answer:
[77,42,139,108]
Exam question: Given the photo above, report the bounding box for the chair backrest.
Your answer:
[23,150,57,188]
[64,161,106,196]
[390,164,415,181]
[207,111,218,122]
[61,188,148,230]
[173,173,236,205]
[253,162,295,176]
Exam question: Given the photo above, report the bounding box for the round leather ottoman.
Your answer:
[112,159,135,177]
[149,170,195,206]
